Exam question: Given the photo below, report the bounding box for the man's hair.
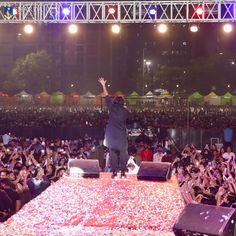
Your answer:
[113,96,125,107]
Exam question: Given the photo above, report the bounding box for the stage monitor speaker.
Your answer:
[173,203,236,236]
[137,162,172,181]
[68,159,100,178]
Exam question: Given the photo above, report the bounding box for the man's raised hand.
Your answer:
[98,78,107,86]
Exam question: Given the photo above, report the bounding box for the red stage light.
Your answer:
[196,7,203,15]
[108,7,115,15]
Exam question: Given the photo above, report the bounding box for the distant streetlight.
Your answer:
[107,84,111,87]
[176,84,179,88]
[227,84,231,88]
[145,60,152,66]
[145,84,148,88]
[68,24,78,34]
[70,83,74,88]
[24,24,34,34]
[231,61,235,65]
[111,24,121,34]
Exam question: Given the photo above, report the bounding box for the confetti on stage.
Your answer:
[0,173,185,236]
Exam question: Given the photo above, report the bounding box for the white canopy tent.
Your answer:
[15,91,33,103]
[80,91,96,105]
[143,91,157,103]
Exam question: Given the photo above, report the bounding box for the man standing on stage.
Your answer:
[98,78,130,179]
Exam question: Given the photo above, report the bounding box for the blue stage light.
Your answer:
[62,7,70,16]
[149,8,157,15]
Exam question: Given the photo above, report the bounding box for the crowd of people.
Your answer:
[1,128,236,223]
[0,134,104,222]
[175,143,236,207]
[0,130,175,222]
[0,105,235,129]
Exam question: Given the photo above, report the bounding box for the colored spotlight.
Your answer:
[196,7,203,15]
[24,24,33,34]
[223,23,233,33]
[190,25,198,32]
[111,24,121,34]
[158,24,168,33]
[63,7,70,16]
[149,8,157,15]
[68,24,78,34]
[108,7,116,15]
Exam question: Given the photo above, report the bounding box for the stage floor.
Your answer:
[0,173,185,236]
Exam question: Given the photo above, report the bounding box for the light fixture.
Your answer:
[111,24,121,34]
[62,7,70,16]
[196,7,203,15]
[108,7,116,15]
[190,25,198,33]
[223,23,233,33]
[24,24,34,34]
[68,24,78,34]
[149,8,157,15]
[157,24,168,33]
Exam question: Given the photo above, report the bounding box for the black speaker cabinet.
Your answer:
[173,203,236,236]
[137,161,172,181]
[68,159,100,178]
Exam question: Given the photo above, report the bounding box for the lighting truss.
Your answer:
[0,1,236,23]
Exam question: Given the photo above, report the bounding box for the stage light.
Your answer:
[196,7,203,15]
[190,25,198,32]
[111,24,121,34]
[68,24,78,34]
[24,24,34,34]
[149,8,157,15]
[108,7,116,15]
[63,7,70,16]
[223,23,233,33]
[157,24,168,33]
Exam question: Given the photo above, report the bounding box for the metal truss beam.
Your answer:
[0,1,236,23]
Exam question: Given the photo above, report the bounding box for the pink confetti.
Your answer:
[0,173,184,236]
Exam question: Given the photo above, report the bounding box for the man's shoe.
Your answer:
[120,171,127,179]
[111,172,118,180]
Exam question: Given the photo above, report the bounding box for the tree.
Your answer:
[3,50,54,94]
[157,65,187,92]
[156,53,236,94]
[185,54,236,94]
